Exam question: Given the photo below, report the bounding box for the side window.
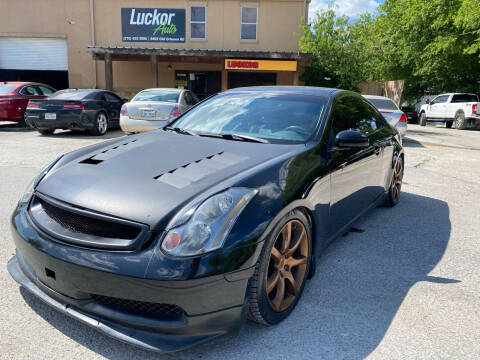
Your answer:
[20,86,41,96]
[184,92,194,106]
[332,96,379,136]
[96,92,106,101]
[431,95,448,105]
[191,92,200,104]
[39,86,55,96]
[104,92,121,102]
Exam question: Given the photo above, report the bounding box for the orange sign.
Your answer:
[225,59,297,72]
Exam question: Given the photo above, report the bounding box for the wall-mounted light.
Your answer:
[67,19,76,25]
[167,64,172,70]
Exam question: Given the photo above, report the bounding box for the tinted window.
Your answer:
[451,94,479,103]
[366,97,399,111]
[174,92,326,144]
[20,86,42,96]
[332,96,382,136]
[39,86,55,96]
[0,85,16,94]
[104,92,121,102]
[184,92,195,105]
[49,90,92,100]
[133,90,180,103]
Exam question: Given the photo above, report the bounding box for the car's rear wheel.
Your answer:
[455,111,467,130]
[386,155,403,207]
[419,112,426,126]
[90,112,108,136]
[38,129,55,135]
[248,210,312,325]
[446,121,453,128]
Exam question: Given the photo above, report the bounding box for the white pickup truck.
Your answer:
[419,93,480,129]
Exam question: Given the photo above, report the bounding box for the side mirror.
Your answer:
[427,99,431,105]
[336,130,369,149]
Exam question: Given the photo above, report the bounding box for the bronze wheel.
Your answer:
[248,210,312,325]
[266,219,309,312]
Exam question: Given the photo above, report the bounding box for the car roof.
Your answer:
[362,95,395,101]
[139,88,184,93]
[0,81,54,88]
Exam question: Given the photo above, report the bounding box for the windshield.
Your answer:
[49,91,92,100]
[172,92,326,144]
[367,98,399,111]
[134,90,180,103]
[0,85,16,94]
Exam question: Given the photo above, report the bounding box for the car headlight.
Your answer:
[19,156,63,205]
[161,188,258,257]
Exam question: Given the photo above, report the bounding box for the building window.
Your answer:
[241,7,257,40]
[190,6,206,39]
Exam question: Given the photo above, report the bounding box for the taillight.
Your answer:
[473,104,477,114]
[62,104,84,110]
[172,105,181,117]
[120,103,127,115]
[27,102,40,109]
[399,113,407,122]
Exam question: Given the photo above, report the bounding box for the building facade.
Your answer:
[0,0,311,98]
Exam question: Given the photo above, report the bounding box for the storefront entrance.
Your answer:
[175,71,221,99]
[227,72,276,89]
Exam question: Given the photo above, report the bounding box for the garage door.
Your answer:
[0,38,68,71]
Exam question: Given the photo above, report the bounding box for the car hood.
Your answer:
[37,130,301,229]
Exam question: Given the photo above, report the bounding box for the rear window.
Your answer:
[133,90,180,103]
[366,98,399,111]
[451,94,479,103]
[49,90,93,100]
[0,85,15,94]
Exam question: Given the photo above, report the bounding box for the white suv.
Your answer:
[419,93,480,129]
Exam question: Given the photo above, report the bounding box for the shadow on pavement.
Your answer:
[402,137,425,148]
[19,191,453,359]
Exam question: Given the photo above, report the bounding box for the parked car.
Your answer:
[26,89,126,136]
[363,95,407,137]
[419,93,480,129]
[0,81,56,125]
[120,88,199,134]
[401,106,419,124]
[8,87,404,353]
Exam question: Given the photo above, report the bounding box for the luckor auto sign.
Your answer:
[121,8,186,42]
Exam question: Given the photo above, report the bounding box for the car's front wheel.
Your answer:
[248,210,312,325]
[419,112,427,126]
[90,112,108,136]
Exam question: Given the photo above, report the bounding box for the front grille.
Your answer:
[92,295,184,318]
[38,197,141,240]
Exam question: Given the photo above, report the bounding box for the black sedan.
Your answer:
[26,89,126,136]
[8,87,404,353]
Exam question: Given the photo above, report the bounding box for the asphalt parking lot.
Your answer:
[1,125,479,359]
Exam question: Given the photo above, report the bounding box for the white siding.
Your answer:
[0,38,68,71]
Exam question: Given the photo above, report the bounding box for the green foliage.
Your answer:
[300,1,480,101]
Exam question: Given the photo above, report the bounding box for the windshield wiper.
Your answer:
[197,132,269,144]
[165,127,197,136]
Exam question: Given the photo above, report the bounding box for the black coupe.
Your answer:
[8,87,404,353]
[26,89,126,136]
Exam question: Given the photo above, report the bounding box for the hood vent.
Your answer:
[80,139,140,165]
[154,151,248,189]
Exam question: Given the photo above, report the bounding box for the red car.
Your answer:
[0,82,57,125]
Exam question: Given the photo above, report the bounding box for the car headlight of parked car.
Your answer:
[161,188,258,257]
[19,156,63,205]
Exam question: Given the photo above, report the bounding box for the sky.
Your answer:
[309,0,385,20]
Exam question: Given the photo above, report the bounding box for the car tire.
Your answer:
[248,210,312,326]
[386,155,403,207]
[19,111,28,128]
[454,111,467,130]
[38,129,55,135]
[446,121,453,128]
[90,111,108,136]
[419,112,427,126]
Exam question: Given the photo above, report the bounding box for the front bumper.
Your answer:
[120,115,168,133]
[8,206,257,353]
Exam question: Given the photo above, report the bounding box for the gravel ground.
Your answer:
[0,126,479,359]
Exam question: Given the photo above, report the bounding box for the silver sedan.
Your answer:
[120,88,199,134]
[363,95,407,137]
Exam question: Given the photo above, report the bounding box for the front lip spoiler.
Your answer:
[7,254,235,353]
